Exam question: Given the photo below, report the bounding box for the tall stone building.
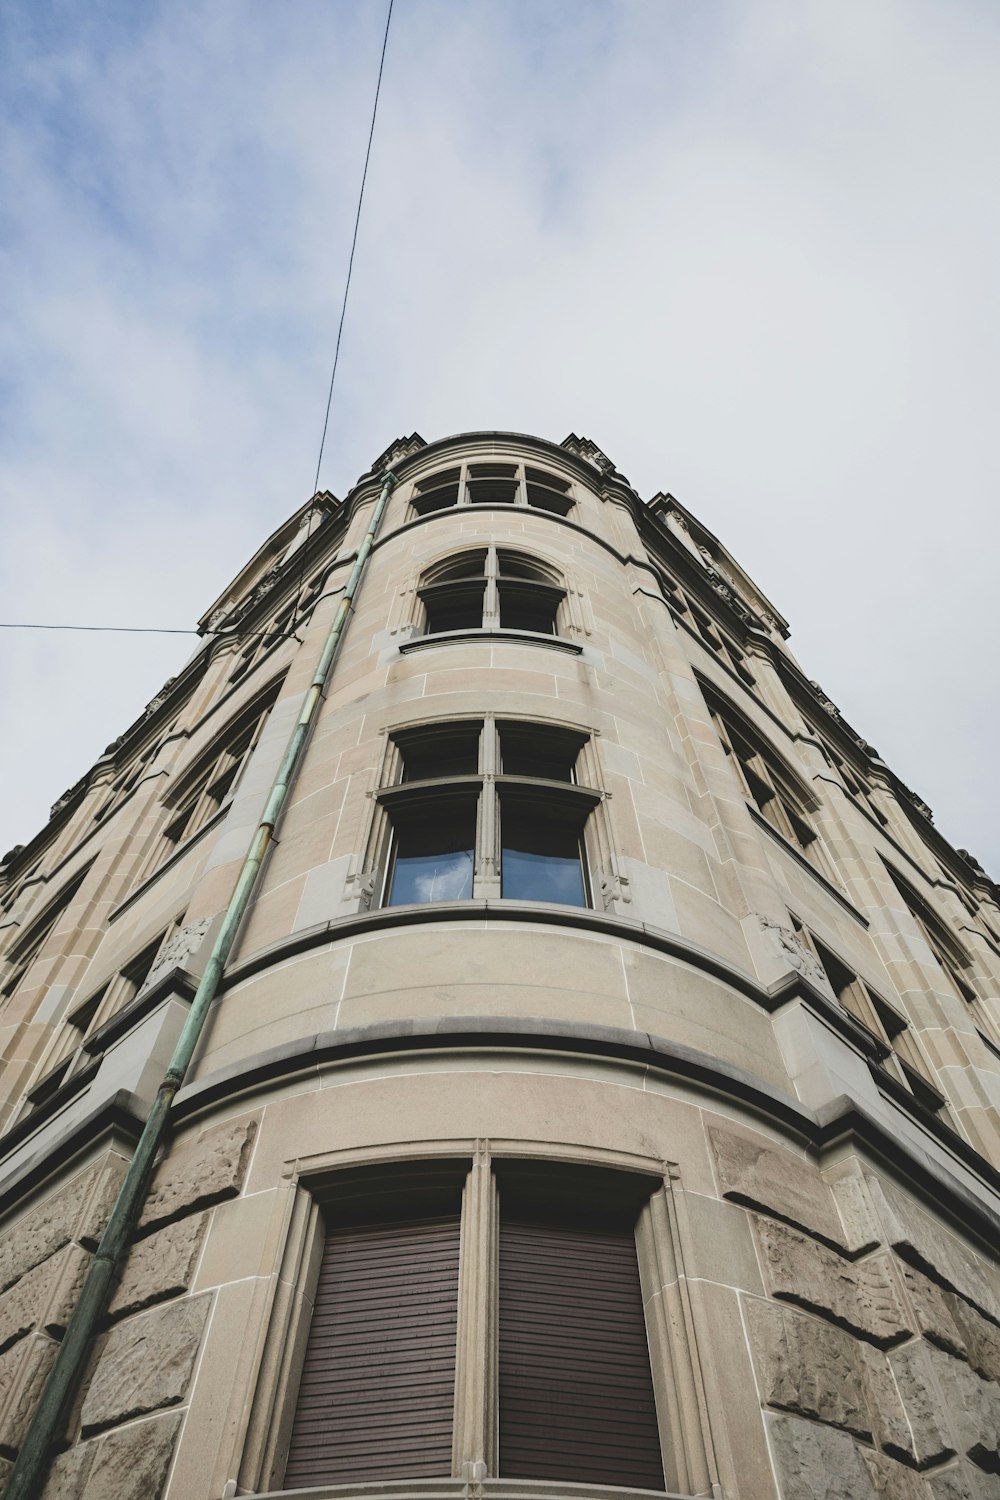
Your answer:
[1,429,999,1500]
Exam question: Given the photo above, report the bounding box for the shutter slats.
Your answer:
[499,1214,664,1490]
[283,1213,460,1490]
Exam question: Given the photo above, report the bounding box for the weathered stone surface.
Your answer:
[137,1119,257,1234]
[108,1213,207,1321]
[0,1244,91,1354]
[0,1331,59,1453]
[928,1460,999,1499]
[767,1412,875,1499]
[860,1451,932,1500]
[0,1155,127,1295]
[951,1299,1000,1385]
[825,1165,882,1256]
[869,1177,999,1324]
[857,1343,913,1463]
[80,1294,210,1436]
[709,1124,845,1247]
[41,1440,97,1499]
[755,1217,912,1347]
[0,1454,12,1492]
[900,1264,967,1360]
[888,1341,956,1467]
[83,1410,182,1500]
[926,1342,1000,1471]
[746,1298,870,1437]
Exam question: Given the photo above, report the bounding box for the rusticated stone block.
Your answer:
[746,1298,870,1438]
[860,1451,931,1500]
[900,1264,967,1360]
[709,1123,845,1248]
[856,1342,913,1463]
[41,1439,96,1498]
[888,1341,956,1467]
[928,1461,998,1499]
[755,1217,912,1347]
[868,1177,998,1323]
[767,1412,876,1499]
[0,1244,91,1354]
[137,1118,257,1235]
[926,1342,1000,1471]
[825,1166,882,1256]
[950,1299,1000,1385]
[83,1410,182,1499]
[0,1331,59,1454]
[108,1213,207,1321]
[80,1294,210,1436]
[0,1155,126,1294]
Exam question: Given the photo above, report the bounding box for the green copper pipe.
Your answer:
[5,470,397,1499]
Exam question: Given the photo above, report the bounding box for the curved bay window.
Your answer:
[375,720,599,908]
[278,1157,673,1494]
[410,461,575,519]
[418,549,565,639]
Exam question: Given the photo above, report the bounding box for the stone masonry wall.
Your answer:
[0,1119,255,1500]
[710,1122,1000,1498]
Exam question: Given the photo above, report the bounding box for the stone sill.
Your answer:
[108,807,226,923]
[398,629,583,656]
[265,1480,685,1500]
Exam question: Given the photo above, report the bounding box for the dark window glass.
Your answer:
[499,725,579,782]
[467,463,518,505]
[388,801,477,905]
[422,583,486,634]
[497,584,559,634]
[399,726,481,783]
[412,468,461,516]
[500,798,586,906]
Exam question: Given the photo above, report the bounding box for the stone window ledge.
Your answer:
[399,629,583,656]
[747,805,869,927]
[260,1462,682,1499]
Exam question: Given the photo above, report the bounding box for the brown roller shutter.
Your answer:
[283,1212,461,1489]
[498,1207,665,1491]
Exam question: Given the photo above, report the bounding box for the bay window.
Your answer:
[376,720,598,909]
[281,1158,669,1493]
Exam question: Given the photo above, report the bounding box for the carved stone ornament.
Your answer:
[141,916,215,992]
[355,870,378,911]
[809,681,841,718]
[560,433,615,472]
[142,677,176,719]
[759,916,830,990]
[598,866,630,910]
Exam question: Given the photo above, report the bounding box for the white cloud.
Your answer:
[1,0,999,877]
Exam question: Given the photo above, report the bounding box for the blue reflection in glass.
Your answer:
[388,848,474,905]
[501,846,585,906]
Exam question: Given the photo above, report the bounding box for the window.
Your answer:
[886,867,1000,1048]
[812,737,888,827]
[409,462,576,518]
[139,682,282,880]
[375,720,598,909]
[418,549,565,639]
[793,918,957,1128]
[709,703,834,878]
[281,1158,667,1493]
[1,866,90,1002]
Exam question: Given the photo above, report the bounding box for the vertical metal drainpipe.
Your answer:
[5,470,398,1500]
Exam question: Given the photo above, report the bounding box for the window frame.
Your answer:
[371,719,601,910]
[416,548,568,642]
[408,462,576,520]
[707,698,837,882]
[136,679,284,884]
[240,1143,717,1498]
[792,918,959,1130]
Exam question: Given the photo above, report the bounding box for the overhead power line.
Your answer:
[7,3,395,651]
[291,0,395,626]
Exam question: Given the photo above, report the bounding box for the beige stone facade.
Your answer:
[1,430,1000,1498]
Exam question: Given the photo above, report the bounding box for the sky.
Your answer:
[1,0,998,875]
